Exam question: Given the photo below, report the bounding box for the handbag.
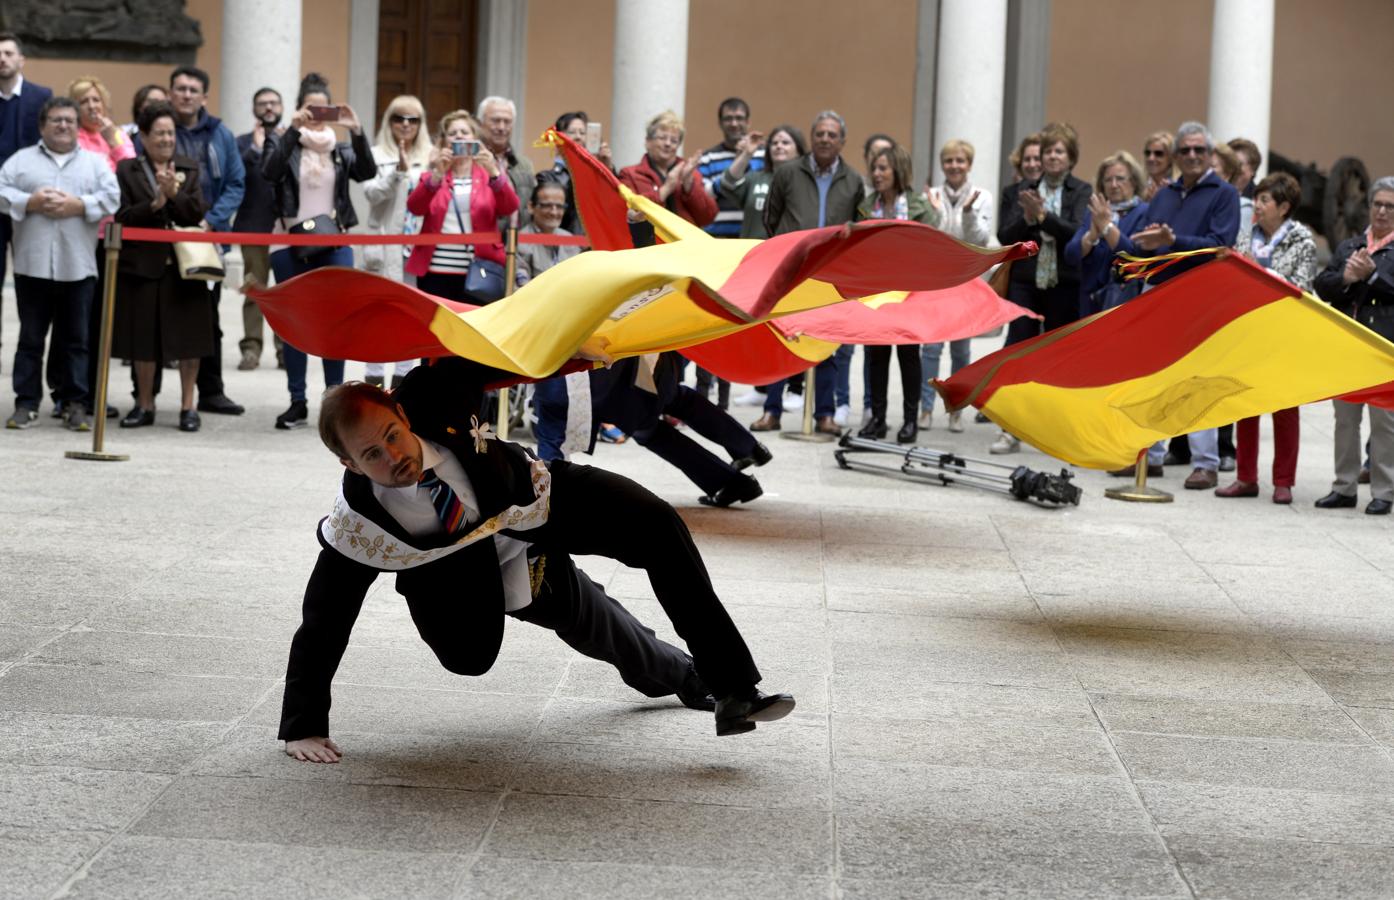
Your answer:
[465,257,507,302]
[287,213,340,262]
[170,226,226,282]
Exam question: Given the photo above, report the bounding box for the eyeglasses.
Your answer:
[1102,174,1131,184]
[1144,149,1167,158]
[1175,146,1209,157]
[533,202,566,211]
[1372,201,1394,214]
[390,114,421,125]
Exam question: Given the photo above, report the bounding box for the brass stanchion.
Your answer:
[782,367,836,443]
[66,223,129,462]
[496,225,518,439]
[1104,450,1172,503]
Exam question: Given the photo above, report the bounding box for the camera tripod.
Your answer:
[834,434,1082,507]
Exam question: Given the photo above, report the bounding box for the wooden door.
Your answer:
[376,0,477,131]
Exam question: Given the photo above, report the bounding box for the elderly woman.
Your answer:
[1141,131,1175,201]
[856,143,933,444]
[262,73,376,430]
[993,122,1090,454]
[406,109,518,303]
[1064,150,1150,318]
[1213,173,1317,504]
[69,76,135,171]
[921,138,994,432]
[112,102,210,432]
[618,110,716,230]
[362,94,432,389]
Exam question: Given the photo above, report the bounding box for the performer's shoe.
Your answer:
[699,474,763,508]
[1109,463,1164,478]
[1366,498,1392,516]
[676,663,716,712]
[896,421,917,444]
[733,442,773,470]
[1214,480,1258,498]
[715,689,796,736]
[197,393,245,416]
[119,407,154,428]
[749,413,781,432]
[1314,491,1357,509]
[857,416,887,439]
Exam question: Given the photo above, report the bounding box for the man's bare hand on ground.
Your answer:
[285,736,343,763]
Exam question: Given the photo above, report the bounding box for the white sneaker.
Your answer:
[782,393,804,412]
[989,431,1020,454]
[918,410,932,430]
[834,404,850,427]
[948,410,964,433]
[732,390,764,406]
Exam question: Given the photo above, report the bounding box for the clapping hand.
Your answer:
[736,131,765,158]
[1088,192,1112,237]
[1130,223,1176,251]
[1018,188,1044,222]
[1344,247,1376,285]
[396,139,410,172]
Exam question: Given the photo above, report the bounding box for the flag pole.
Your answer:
[1104,450,1172,502]
[66,222,129,462]
[496,225,518,439]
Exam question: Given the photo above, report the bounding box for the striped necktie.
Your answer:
[418,467,468,535]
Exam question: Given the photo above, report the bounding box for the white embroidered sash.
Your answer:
[320,459,552,571]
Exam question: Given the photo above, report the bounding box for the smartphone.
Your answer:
[585,122,602,154]
[307,105,339,122]
[450,140,466,156]
[463,139,482,156]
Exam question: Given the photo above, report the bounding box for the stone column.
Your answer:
[476,0,529,128]
[932,0,1009,207]
[1208,0,1274,175]
[1001,0,1051,188]
[610,0,689,168]
[220,0,302,137]
[910,0,941,188]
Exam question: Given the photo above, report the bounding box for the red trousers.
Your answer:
[1236,407,1300,486]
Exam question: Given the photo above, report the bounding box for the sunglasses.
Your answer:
[390,114,421,125]
[1176,146,1209,157]
[1144,149,1167,158]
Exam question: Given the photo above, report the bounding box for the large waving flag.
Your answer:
[937,252,1394,469]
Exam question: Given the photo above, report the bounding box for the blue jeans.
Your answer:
[834,344,853,408]
[531,375,569,461]
[13,275,94,411]
[271,247,353,402]
[1152,428,1219,471]
[920,338,972,411]
[764,357,837,420]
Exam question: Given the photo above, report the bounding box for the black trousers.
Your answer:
[400,548,690,698]
[631,384,755,495]
[1003,280,1080,346]
[142,281,226,402]
[866,344,921,424]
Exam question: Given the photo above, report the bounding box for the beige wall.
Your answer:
[523,0,919,175]
[21,0,349,129]
[1048,0,1393,183]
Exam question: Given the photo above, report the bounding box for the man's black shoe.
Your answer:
[1366,499,1392,516]
[715,689,795,737]
[676,662,715,712]
[732,442,773,470]
[698,474,763,508]
[198,394,245,415]
[1314,491,1357,509]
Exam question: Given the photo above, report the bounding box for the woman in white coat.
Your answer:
[363,95,431,387]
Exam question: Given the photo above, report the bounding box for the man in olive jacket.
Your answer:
[755,110,863,434]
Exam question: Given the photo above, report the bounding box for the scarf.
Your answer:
[298,126,337,190]
[870,191,909,221]
[1108,195,1141,222]
[1035,176,1065,289]
[1366,226,1394,257]
[1251,218,1293,266]
[936,181,974,239]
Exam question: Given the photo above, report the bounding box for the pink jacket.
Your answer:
[78,126,135,171]
[405,165,519,275]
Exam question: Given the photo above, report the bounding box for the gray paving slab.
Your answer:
[6,291,1394,896]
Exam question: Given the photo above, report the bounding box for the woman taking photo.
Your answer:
[1064,150,1150,317]
[363,94,431,389]
[261,73,375,430]
[856,143,933,444]
[112,102,211,432]
[1215,172,1317,505]
[405,110,519,302]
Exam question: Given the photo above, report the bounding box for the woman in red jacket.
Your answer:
[618,110,716,230]
[406,109,519,303]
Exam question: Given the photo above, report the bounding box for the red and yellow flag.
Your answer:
[938,252,1394,469]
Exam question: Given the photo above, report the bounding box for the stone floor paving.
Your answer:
[3,290,1394,899]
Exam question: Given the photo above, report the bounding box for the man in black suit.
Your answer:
[0,32,52,366]
[279,359,794,762]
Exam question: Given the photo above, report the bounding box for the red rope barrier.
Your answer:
[118,227,590,248]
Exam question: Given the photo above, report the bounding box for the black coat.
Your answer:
[1315,233,1394,340]
[232,131,278,233]
[998,174,1091,286]
[114,154,207,279]
[260,125,376,229]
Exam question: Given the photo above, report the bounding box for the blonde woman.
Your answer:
[363,94,431,387]
[69,75,134,171]
[1141,130,1176,201]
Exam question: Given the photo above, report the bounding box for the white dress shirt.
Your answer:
[0,141,120,281]
[372,438,534,610]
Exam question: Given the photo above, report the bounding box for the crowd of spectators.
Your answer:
[1,30,1391,513]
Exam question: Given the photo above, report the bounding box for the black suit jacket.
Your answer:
[0,80,52,160]
[279,358,548,740]
[997,174,1091,286]
[114,155,206,279]
[1315,234,1394,337]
